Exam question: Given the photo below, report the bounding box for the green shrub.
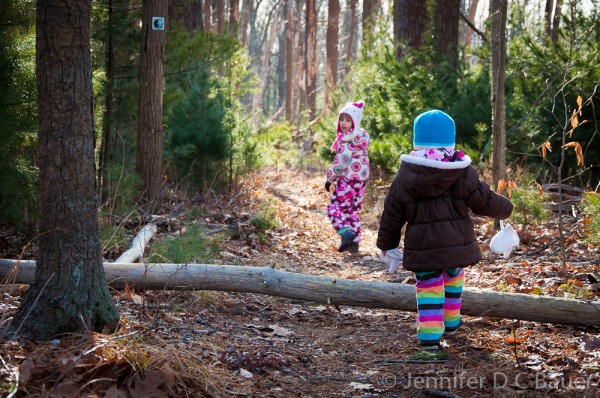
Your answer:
[148,224,221,264]
[250,200,280,233]
[510,186,550,227]
[581,192,600,246]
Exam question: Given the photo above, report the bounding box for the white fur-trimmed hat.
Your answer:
[337,100,365,133]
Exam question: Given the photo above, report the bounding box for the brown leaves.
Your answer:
[540,141,552,159]
[563,141,585,166]
[497,179,516,197]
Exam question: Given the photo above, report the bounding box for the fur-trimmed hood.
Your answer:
[398,154,472,199]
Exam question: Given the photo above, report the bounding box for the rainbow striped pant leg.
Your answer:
[415,270,445,346]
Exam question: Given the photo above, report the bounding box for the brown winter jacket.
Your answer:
[377,154,513,272]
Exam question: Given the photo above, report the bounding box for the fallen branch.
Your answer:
[114,224,157,263]
[1,260,599,327]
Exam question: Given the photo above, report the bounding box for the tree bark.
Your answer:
[490,0,508,188]
[544,0,553,42]
[277,1,288,111]
[203,0,211,32]
[433,0,460,68]
[551,0,562,43]
[252,3,282,118]
[8,0,119,341]
[230,0,240,35]
[216,0,225,33]
[344,0,358,80]
[168,0,202,31]
[293,0,305,115]
[3,260,599,327]
[362,0,380,40]
[464,0,479,48]
[285,0,294,121]
[325,0,339,108]
[305,0,317,120]
[137,0,167,209]
[99,0,115,205]
[393,0,428,61]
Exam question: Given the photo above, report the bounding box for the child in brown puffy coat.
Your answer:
[377,109,513,351]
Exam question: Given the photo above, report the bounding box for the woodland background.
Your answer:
[0,0,600,396]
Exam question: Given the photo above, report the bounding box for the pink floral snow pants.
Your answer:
[327,178,367,242]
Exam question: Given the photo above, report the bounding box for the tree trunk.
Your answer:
[293,0,305,115]
[285,0,294,121]
[393,0,428,61]
[490,0,508,188]
[252,3,282,118]
[464,0,479,48]
[168,0,202,31]
[551,0,562,43]
[230,0,240,35]
[203,0,211,32]
[544,0,553,42]
[305,0,317,120]
[136,0,167,210]
[241,0,250,46]
[277,2,287,111]
[344,0,358,79]
[433,0,460,68]
[362,0,380,40]
[325,0,339,108]
[3,260,599,327]
[216,0,224,33]
[99,0,115,205]
[8,0,119,341]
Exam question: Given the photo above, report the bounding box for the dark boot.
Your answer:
[338,230,357,252]
[349,242,359,253]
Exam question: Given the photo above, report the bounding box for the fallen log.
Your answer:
[114,223,157,263]
[1,259,599,327]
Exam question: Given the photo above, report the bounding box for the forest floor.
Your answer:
[1,166,600,397]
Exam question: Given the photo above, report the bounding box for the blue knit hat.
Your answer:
[413,109,456,150]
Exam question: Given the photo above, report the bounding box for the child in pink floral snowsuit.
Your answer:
[325,100,370,253]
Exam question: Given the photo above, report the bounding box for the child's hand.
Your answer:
[325,181,332,192]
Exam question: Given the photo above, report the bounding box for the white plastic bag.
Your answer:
[379,248,404,273]
[490,220,520,259]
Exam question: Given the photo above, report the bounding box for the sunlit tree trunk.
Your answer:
[490,0,507,187]
[433,0,460,68]
[10,0,119,341]
[252,3,281,118]
[325,0,339,108]
[230,0,240,35]
[285,0,294,121]
[137,0,167,208]
[293,0,305,114]
[464,0,479,48]
[241,0,250,46]
[393,0,428,60]
[551,0,562,43]
[362,0,380,40]
[305,0,317,119]
[344,0,358,79]
[277,0,288,112]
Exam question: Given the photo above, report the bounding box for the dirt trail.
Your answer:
[3,166,598,397]
[199,167,598,397]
